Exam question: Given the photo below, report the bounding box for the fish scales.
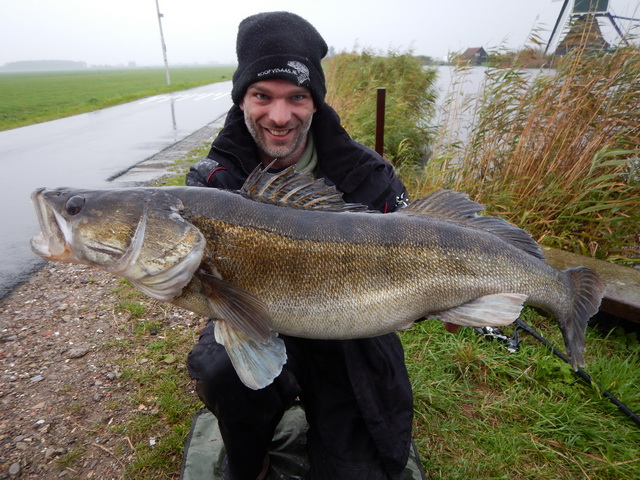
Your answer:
[181,194,565,339]
[30,166,605,389]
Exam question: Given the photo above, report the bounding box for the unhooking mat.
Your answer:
[180,405,427,480]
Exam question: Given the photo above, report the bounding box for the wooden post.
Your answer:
[375,88,386,156]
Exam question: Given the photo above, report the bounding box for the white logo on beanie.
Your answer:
[257,60,310,86]
[287,61,310,84]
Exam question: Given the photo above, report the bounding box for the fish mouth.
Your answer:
[30,188,76,262]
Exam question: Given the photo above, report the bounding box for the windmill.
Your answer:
[545,0,640,54]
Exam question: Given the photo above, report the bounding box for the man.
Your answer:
[186,12,416,480]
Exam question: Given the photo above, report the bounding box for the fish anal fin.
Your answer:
[197,271,273,342]
[214,321,287,390]
[429,293,528,327]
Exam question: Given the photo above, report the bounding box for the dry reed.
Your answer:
[421,40,639,262]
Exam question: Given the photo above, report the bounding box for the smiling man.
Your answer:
[241,79,316,169]
[186,12,419,480]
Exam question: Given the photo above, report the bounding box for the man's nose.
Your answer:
[268,100,292,126]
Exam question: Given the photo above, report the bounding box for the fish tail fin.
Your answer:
[560,266,605,370]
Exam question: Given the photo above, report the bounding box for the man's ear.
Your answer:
[238,101,245,111]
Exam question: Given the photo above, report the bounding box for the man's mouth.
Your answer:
[267,128,291,137]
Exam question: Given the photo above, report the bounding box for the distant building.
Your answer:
[460,47,488,65]
[556,15,610,55]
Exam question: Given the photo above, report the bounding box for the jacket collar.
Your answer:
[209,104,387,193]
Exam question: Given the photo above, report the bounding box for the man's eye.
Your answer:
[255,93,268,100]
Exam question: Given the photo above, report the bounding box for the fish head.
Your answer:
[30,187,206,301]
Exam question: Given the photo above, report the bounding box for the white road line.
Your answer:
[137,91,230,104]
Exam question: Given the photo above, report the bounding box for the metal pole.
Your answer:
[375,88,386,156]
[546,0,571,54]
[155,0,171,85]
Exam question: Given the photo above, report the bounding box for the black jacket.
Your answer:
[186,104,409,212]
[186,104,414,477]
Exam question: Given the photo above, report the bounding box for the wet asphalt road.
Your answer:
[0,81,233,299]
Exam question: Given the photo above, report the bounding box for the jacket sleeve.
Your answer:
[368,162,410,213]
[185,156,244,190]
[340,159,409,213]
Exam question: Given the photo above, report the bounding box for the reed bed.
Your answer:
[420,44,639,263]
[324,50,438,168]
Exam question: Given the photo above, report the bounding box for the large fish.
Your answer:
[30,167,604,389]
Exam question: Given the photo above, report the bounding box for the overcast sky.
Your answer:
[2,0,639,67]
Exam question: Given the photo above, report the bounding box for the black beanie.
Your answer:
[231,12,328,107]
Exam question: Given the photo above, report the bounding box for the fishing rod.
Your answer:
[512,318,640,428]
[475,319,640,428]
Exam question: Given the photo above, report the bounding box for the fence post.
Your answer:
[375,87,386,156]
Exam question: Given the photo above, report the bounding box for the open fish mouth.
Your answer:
[30,188,74,261]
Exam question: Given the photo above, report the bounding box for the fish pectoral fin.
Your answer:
[199,272,273,343]
[429,293,528,327]
[214,320,287,390]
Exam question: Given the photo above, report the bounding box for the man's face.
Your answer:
[240,79,316,164]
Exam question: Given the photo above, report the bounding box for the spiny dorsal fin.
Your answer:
[403,189,544,259]
[241,165,369,212]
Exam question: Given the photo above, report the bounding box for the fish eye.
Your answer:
[65,196,85,216]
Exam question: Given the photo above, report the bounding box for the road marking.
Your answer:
[137,91,230,105]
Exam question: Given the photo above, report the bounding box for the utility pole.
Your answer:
[155,0,171,85]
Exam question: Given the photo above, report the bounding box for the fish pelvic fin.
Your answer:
[214,321,287,390]
[403,190,544,259]
[428,293,528,327]
[241,165,370,212]
[559,266,605,371]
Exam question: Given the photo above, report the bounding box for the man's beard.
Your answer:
[244,111,313,159]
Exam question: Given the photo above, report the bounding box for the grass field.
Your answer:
[0,66,235,131]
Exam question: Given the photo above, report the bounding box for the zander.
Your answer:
[30,167,604,389]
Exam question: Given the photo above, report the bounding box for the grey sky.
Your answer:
[2,0,639,67]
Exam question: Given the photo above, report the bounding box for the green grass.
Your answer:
[325,50,438,168]
[104,274,640,478]
[101,280,200,478]
[154,141,211,187]
[114,329,200,478]
[0,66,235,131]
[402,310,640,479]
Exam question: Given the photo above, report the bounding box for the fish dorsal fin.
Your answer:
[241,165,369,212]
[404,190,544,259]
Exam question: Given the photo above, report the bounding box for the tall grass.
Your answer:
[418,43,640,263]
[324,50,438,168]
